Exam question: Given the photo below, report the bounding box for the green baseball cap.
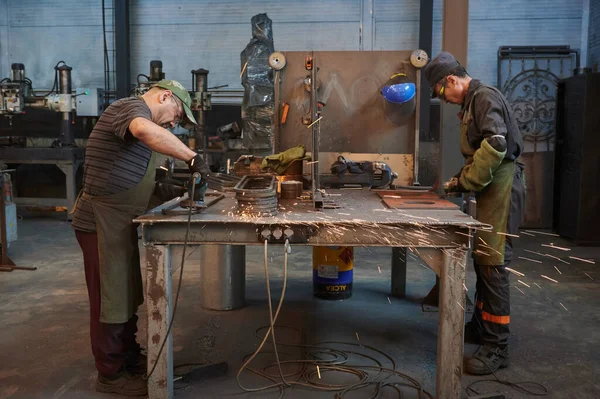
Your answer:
[154,79,197,125]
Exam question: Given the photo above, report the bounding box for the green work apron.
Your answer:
[84,152,156,323]
[460,92,514,266]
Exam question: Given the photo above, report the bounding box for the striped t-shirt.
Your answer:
[71,97,153,232]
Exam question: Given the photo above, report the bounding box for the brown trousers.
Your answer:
[75,230,139,376]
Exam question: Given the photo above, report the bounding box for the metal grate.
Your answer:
[497,46,578,153]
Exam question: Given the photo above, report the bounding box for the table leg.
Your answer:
[57,161,80,221]
[143,244,173,399]
[436,246,467,399]
[391,247,407,297]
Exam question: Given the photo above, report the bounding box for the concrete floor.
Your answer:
[1,214,600,399]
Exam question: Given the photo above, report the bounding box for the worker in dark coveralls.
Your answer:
[71,80,209,395]
[424,52,526,375]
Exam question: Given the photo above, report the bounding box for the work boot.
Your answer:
[465,345,510,375]
[96,370,148,396]
[126,344,147,375]
[464,321,483,345]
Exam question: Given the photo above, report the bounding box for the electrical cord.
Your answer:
[145,173,199,380]
[235,240,435,398]
[29,60,65,97]
[466,361,549,397]
[235,239,290,395]
[137,74,150,86]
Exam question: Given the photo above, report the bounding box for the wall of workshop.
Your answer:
[0,0,110,91]
[588,0,600,69]
[433,0,583,87]
[0,0,585,92]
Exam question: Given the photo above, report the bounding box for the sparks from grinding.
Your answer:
[518,280,530,288]
[463,283,468,292]
[306,116,323,128]
[559,302,568,311]
[387,297,391,304]
[355,332,360,341]
[520,231,536,237]
[554,266,562,275]
[524,249,545,257]
[534,282,542,289]
[316,365,321,378]
[479,244,502,256]
[378,266,381,274]
[505,267,525,277]
[544,253,570,264]
[456,301,465,311]
[518,256,542,264]
[496,232,520,238]
[541,275,558,283]
[541,243,570,251]
[478,236,489,246]
[524,230,559,237]
[515,286,525,295]
[569,256,595,264]
[456,232,473,238]
[584,273,594,280]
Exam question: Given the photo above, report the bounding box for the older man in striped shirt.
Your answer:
[72,80,209,396]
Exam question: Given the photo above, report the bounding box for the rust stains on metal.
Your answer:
[146,246,166,306]
[152,310,162,322]
[152,333,161,345]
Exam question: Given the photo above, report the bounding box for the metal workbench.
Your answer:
[135,190,485,399]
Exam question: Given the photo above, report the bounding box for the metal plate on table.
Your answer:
[382,196,459,210]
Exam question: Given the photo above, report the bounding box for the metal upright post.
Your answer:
[115,0,131,99]
[310,53,320,199]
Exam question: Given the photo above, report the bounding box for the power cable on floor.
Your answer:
[236,240,435,398]
[466,363,549,397]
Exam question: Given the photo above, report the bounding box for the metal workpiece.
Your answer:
[205,173,241,192]
[232,174,277,194]
[232,175,278,216]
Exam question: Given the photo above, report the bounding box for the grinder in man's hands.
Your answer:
[154,154,210,202]
[185,154,210,202]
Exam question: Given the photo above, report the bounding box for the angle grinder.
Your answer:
[180,173,208,208]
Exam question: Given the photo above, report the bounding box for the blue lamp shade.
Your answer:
[381,82,416,104]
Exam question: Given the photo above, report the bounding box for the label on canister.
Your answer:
[313,246,354,300]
